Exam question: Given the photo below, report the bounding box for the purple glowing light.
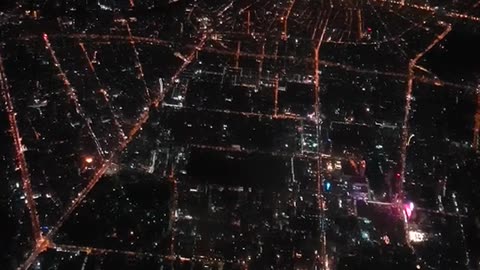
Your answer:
[404,202,414,220]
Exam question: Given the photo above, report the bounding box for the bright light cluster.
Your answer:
[408,230,426,242]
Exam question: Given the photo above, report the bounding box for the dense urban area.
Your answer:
[1,0,480,269]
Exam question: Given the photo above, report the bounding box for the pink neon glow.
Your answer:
[404,202,414,220]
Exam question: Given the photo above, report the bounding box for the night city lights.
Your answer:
[1,1,480,270]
